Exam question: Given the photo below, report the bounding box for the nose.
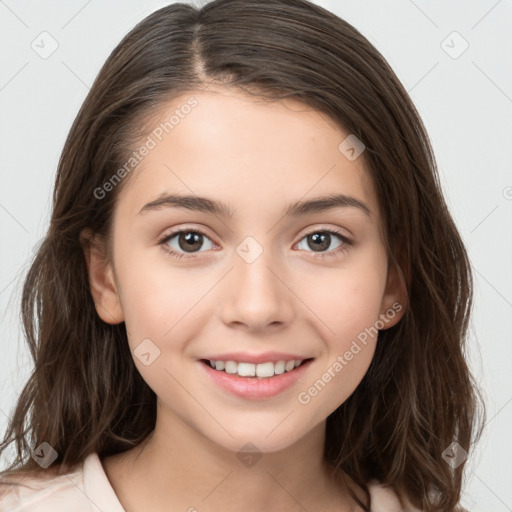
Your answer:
[219,238,295,332]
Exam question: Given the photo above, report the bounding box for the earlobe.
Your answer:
[80,228,124,325]
[378,260,408,329]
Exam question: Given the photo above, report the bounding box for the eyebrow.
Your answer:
[137,193,372,218]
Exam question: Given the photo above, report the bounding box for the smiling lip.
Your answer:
[200,351,310,364]
[199,357,314,400]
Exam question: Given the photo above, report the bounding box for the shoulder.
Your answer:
[0,465,85,512]
[0,452,120,512]
[367,479,420,511]
[367,480,469,512]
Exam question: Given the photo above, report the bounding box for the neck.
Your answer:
[102,404,364,512]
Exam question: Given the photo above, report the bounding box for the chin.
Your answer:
[200,416,313,455]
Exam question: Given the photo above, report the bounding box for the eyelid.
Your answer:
[158,223,215,238]
[157,224,354,259]
[157,225,218,248]
[296,224,353,242]
[158,223,352,243]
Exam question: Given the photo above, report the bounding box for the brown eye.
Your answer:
[175,231,204,253]
[296,230,351,258]
[160,229,215,258]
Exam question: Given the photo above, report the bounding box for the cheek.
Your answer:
[295,253,386,408]
[297,278,381,418]
[303,253,387,343]
[116,249,211,345]
[115,261,203,401]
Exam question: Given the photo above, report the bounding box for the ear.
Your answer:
[80,228,124,324]
[378,259,408,330]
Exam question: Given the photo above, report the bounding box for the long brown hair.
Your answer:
[0,1,485,510]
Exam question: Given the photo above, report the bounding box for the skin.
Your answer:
[83,87,407,512]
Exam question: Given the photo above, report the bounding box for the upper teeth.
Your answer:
[209,359,303,378]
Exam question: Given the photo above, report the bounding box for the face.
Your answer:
[85,87,405,454]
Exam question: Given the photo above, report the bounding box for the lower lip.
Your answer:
[199,359,314,400]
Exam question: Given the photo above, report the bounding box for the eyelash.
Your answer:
[158,226,353,261]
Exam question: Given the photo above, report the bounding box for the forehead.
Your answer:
[115,88,380,223]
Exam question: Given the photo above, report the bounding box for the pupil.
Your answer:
[179,232,202,252]
[309,232,329,251]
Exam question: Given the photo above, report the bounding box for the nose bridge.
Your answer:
[220,234,294,329]
[234,234,282,299]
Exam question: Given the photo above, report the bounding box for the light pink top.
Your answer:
[0,453,419,511]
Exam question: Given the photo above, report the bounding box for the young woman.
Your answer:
[0,1,485,510]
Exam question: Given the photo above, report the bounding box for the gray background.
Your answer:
[1,1,511,510]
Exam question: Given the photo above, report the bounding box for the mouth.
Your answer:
[199,357,314,379]
[199,356,315,400]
